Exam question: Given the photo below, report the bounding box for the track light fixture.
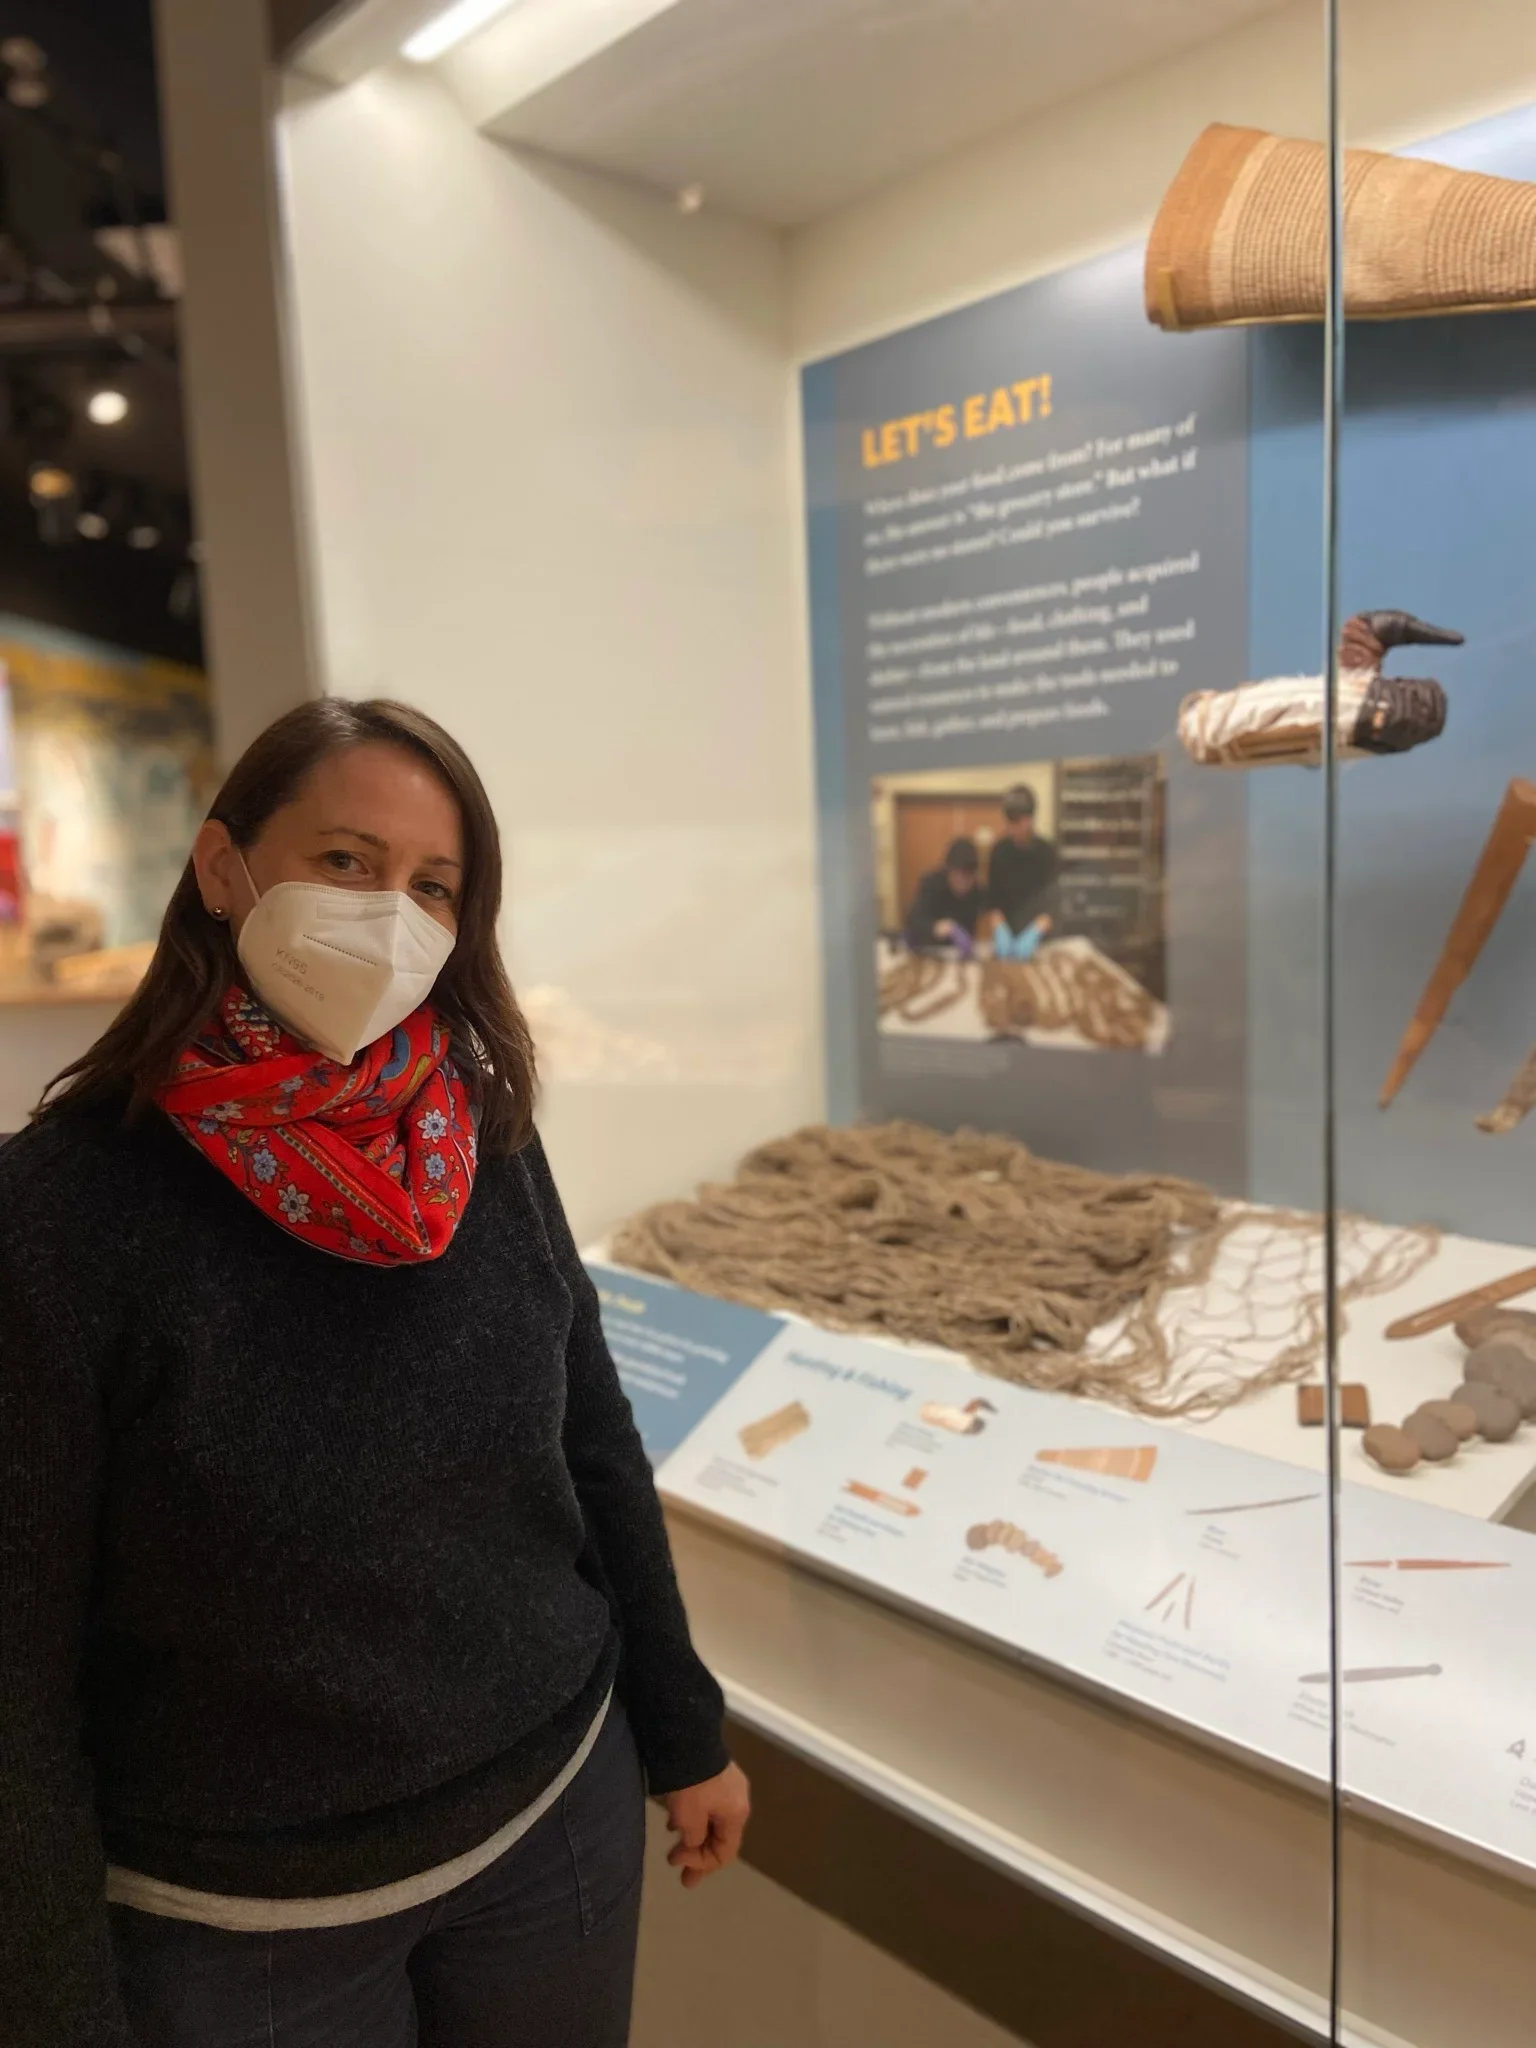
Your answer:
[27,461,75,505]
[402,0,523,63]
[0,35,50,107]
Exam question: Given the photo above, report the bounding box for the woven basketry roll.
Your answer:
[1147,123,1536,329]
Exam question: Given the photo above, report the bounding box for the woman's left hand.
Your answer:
[662,1762,752,1888]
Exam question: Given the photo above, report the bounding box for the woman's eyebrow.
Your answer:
[318,824,388,849]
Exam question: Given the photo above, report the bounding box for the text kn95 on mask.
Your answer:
[236,880,454,1064]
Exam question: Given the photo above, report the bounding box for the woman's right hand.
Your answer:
[663,1762,752,1888]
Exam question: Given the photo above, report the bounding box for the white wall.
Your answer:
[277,65,819,1239]
[788,0,1536,360]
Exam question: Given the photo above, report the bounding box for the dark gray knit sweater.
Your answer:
[0,1101,726,2047]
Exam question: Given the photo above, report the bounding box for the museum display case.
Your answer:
[143,0,1536,2036]
[268,0,1346,2028]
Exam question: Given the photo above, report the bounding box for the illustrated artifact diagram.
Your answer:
[845,1480,922,1519]
[1347,1558,1509,1572]
[1379,778,1536,1123]
[1037,1444,1159,1483]
[965,1520,1063,1577]
[1146,122,1536,330]
[1178,611,1462,771]
[738,1402,811,1461]
[920,1397,998,1436]
[1186,1491,1320,1517]
[1300,1664,1444,1685]
[1145,1571,1197,1630]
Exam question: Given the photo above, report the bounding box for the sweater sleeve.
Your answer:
[903,870,945,948]
[0,1240,137,2048]
[523,1138,730,1795]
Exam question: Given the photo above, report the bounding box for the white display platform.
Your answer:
[589,1216,1536,1890]
[642,1308,1536,1887]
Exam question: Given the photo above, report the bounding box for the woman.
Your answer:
[0,698,749,2048]
[901,835,983,953]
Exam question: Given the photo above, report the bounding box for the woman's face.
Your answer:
[194,742,465,940]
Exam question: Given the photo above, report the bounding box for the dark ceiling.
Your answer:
[2,0,166,220]
[0,0,199,665]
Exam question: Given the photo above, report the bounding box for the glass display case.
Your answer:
[1332,6,1536,2034]
[164,0,1536,2035]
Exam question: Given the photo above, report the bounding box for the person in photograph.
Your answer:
[903,835,983,952]
[0,697,748,2048]
[987,784,1059,960]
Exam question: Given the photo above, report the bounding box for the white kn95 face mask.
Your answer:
[234,862,455,1065]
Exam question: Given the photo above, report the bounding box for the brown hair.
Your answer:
[38,697,537,1154]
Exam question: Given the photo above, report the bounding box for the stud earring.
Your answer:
[210,906,229,921]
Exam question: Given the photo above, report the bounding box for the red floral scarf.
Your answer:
[158,987,477,1265]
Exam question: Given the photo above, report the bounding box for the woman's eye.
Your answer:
[415,877,454,903]
[323,850,364,875]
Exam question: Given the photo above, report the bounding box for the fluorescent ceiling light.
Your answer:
[401,0,522,62]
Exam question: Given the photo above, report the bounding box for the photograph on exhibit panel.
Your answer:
[873,754,1168,1055]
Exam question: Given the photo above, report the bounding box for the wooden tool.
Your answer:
[1477,1038,1536,1134]
[1380,777,1536,1107]
[1385,1261,1536,1340]
[1296,1382,1370,1427]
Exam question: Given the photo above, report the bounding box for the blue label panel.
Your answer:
[586,1261,785,1464]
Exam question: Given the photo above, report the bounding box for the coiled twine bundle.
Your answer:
[979,955,1154,1049]
[878,954,970,1023]
[614,1122,1213,1409]
[611,1122,1438,1418]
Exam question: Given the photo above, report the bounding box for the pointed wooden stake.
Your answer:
[1379,778,1536,1107]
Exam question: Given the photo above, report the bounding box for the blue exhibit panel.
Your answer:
[586,1262,785,1464]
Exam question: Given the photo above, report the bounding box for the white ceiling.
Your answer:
[468,0,1289,227]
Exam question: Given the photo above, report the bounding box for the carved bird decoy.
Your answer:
[1179,610,1464,769]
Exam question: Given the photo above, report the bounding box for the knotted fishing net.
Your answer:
[611,1122,1439,1420]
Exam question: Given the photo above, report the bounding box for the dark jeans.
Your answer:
[109,1702,646,2047]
